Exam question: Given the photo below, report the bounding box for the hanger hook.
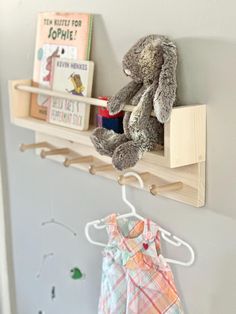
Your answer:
[122,171,144,188]
[121,171,144,214]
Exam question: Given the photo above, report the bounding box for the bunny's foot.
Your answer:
[90,127,128,157]
[112,141,143,171]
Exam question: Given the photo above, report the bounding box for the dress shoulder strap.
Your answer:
[143,219,158,239]
[104,213,120,241]
[143,219,162,255]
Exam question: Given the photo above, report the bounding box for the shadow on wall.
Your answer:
[176,37,236,104]
[90,14,128,97]
[176,38,236,218]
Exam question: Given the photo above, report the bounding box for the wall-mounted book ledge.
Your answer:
[9,79,206,207]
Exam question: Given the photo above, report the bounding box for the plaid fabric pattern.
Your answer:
[98,214,184,314]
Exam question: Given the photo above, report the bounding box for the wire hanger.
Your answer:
[85,171,195,267]
[36,252,54,279]
[41,199,77,237]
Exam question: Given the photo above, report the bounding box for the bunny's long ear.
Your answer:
[154,40,177,123]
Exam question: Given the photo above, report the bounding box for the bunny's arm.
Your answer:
[107,81,142,115]
[131,83,156,127]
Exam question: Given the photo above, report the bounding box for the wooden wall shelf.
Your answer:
[8,79,207,207]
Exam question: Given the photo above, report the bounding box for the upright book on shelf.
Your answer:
[47,58,94,130]
[30,12,93,120]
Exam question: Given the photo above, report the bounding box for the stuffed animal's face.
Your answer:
[122,35,164,85]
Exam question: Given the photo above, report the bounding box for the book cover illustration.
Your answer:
[31,12,93,120]
[47,59,94,131]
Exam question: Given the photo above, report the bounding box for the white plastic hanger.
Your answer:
[85,171,195,267]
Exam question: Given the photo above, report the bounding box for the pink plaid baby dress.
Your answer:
[98,213,184,314]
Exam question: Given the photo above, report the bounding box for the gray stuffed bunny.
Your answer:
[91,34,177,171]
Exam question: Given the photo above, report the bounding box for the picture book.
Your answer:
[47,58,94,130]
[30,12,93,120]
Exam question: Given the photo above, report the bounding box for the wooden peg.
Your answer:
[117,172,150,185]
[40,148,70,159]
[149,181,183,195]
[89,163,114,175]
[19,142,52,152]
[64,155,93,167]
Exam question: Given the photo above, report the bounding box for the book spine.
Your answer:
[32,14,42,82]
[86,15,93,60]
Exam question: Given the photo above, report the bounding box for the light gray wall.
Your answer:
[1,1,236,313]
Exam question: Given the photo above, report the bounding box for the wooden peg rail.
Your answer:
[89,163,114,175]
[40,148,70,159]
[118,172,150,185]
[15,83,156,117]
[64,155,93,167]
[19,142,53,152]
[8,79,207,207]
[149,182,183,195]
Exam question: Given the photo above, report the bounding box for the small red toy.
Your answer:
[97,97,124,133]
